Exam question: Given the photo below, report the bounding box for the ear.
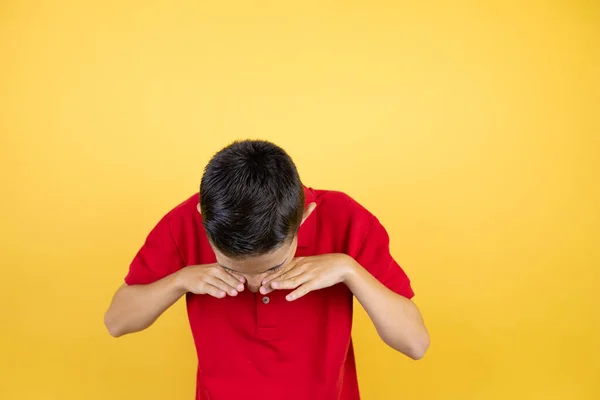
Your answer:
[196,203,202,215]
[301,202,317,225]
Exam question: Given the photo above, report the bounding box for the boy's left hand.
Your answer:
[260,253,356,301]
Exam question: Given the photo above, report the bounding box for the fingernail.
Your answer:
[272,282,279,289]
[286,294,294,301]
[230,290,238,296]
[219,291,226,298]
[237,284,244,291]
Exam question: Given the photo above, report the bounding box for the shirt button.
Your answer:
[262,296,270,304]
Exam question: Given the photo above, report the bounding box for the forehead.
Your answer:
[214,238,297,274]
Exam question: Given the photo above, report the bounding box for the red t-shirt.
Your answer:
[125,187,414,400]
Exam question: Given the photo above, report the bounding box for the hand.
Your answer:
[260,253,355,301]
[175,264,245,299]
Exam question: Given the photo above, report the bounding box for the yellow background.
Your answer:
[1,1,598,399]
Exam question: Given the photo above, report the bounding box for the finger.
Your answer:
[259,269,304,294]
[205,284,227,298]
[261,269,288,286]
[271,272,312,290]
[286,282,316,301]
[260,284,278,295]
[262,268,300,289]
[260,274,284,292]
[228,271,246,284]
[204,276,240,296]
[214,269,245,292]
[261,258,305,286]
[192,282,227,298]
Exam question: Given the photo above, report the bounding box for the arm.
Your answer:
[263,253,429,359]
[265,198,429,358]
[105,212,187,337]
[105,211,241,337]
[104,264,245,337]
[343,257,430,360]
[104,274,186,338]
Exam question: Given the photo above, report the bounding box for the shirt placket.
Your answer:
[255,291,280,337]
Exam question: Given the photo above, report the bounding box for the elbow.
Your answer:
[406,332,430,360]
[104,312,125,338]
[106,326,125,338]
[388,331,430,360]
[406,344,428,360]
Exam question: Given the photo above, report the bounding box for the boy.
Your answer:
[104,140,429,400]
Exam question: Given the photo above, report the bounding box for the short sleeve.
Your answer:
[124,214,185,285]
[353,216,415,299]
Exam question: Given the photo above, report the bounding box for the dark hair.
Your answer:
[199,140,305,258]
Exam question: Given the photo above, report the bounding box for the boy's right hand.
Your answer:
[175,264,245,298]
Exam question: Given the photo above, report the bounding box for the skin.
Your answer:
[104,202,430,360]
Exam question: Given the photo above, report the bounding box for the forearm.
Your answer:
[104,272,186,337]
[344,259,430,359]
